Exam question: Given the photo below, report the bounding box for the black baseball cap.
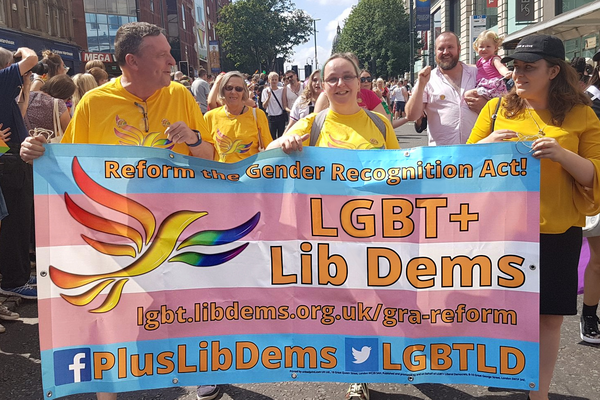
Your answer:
[501,35,565,63]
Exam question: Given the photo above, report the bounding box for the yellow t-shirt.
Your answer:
[62,77,211,156]
[468,98,600,234]
[204,106,272,163]
[286,109,400,150]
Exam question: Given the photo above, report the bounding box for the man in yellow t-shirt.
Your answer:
[21,22,214,162]
[19,22,219,400]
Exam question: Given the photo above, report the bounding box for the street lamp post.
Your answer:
[313,19,320,70]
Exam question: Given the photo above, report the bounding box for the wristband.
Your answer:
[188,130,203,147]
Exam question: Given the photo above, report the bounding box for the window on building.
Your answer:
[449,0,461,38]
[150,0,154,13]
[24,0,32,28]
[558,0,595,14]
[181,4,186,30]
[84,0,96,13]
[473,0,498,29]
[0,0,5,25]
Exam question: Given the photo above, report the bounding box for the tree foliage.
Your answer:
[336,0,419,78]
[216,0,313,73]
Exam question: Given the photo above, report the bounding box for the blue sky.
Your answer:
[286,0,359,78]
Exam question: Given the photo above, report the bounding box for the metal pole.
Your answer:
[313,19,320,70]
[409,0,415,85]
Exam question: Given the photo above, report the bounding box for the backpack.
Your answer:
[309,109,387,147]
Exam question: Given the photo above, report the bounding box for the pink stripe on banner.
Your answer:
[39,286,538,351]
[34,192,538,247]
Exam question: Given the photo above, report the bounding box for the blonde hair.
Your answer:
[267,71,279,81]
[473,30,504,52]
[72,73,98,109]
[299,69,321,106]
[217,71,249,103]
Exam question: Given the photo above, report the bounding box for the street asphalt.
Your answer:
[1,123,598,399]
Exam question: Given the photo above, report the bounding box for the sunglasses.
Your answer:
[134,101,149,132]
[360,77,371,83]
[286,76,294,80]
[224,85,244,92]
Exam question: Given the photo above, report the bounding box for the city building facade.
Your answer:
[413,0,599,74]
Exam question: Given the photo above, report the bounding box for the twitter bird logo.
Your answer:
[352,346,372,364]
[346,338,378,371]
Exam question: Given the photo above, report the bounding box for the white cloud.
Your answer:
[326,6,353,42]
[307,0,356,5]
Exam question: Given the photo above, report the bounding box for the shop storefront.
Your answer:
[0,27,81,74]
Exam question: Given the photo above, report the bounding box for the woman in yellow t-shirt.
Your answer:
[467,35,600,400]
[266,53,399,400]
[204,71,272,163]
[267,53,399,153]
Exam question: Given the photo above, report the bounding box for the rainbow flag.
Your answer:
[35,144,540,398]
[0,139,8,155]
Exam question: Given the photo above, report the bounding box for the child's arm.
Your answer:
[493,56,511,78]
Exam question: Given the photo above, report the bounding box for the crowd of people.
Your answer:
[1,20,600,400]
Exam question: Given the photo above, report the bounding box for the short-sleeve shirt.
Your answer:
[289,96,313,122]
[261,87,286,117]
[25,92,67,132]
[357,89,382,111]
[285,84,301,109]
[0,64,28,145]
[191,78,211,114]
[204,106,272,163]
[62,77,212,156]
[285,108,400,150]
[421,63,478,146]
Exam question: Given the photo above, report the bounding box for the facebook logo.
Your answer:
[345,337,379,372]
[54,348,92,385]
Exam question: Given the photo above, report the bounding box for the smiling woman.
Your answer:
[467,34,600,400]
[204,71,272,163]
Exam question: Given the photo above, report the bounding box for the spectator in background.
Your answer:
[25,74,75,138]
[580,49,600,345]
[85,59,106,71]
[31,50,68,92]
[0,46,38,300]
[406,31,486,146]
[192,68,211,113]
[87,67,109,86]
[71,73,98,112]
[283,69,301,114]
[285,69,322,132]
[261,71,288,139]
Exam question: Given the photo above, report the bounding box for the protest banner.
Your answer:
[35,143,539,398]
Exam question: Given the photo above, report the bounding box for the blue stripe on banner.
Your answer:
[34,143,540,196]
[42,334,538,397]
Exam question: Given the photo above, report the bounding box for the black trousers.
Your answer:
[268,114,287,140]
[0,150,33,289]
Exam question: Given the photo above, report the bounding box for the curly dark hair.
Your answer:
[114,22,164,66]
[501,58,590,126]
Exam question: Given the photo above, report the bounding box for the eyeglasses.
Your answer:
[515,131,544,154]
[360,77,371,83]
[224,85,244,92]
[134,101,149,132]
[324,75,357,86]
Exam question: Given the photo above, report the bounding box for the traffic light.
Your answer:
[304,64,312,78]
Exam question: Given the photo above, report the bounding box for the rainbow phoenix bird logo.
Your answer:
[49,157,259,313]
